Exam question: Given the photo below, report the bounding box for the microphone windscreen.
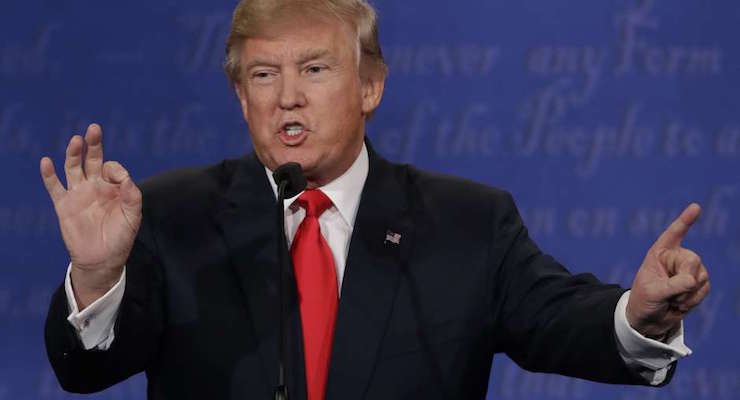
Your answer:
[272,162,307,198]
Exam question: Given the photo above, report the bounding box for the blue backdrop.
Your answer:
[2,0,739,398]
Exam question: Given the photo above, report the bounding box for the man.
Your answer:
[40,0,710,399]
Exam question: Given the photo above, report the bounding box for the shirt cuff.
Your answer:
[614,290,692,385]
[64,263,126,350]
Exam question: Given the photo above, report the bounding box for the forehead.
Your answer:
[241,14,358,65]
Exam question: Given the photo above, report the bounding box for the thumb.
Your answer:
[656,273,697,300]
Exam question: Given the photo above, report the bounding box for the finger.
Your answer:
[673,258,708,303]
[83,124,104,179]
[696,264,709,285]
[654,203,701,249]
[659,248,702,277]
[655,273,697,301]
[40,157,66,203]
[673,280,710,312]
[103,161,142,219]
[101,161,131,183]
[64,135,85,188]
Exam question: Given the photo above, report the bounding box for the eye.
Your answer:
[305,65,327,75]
[251,70,276,82]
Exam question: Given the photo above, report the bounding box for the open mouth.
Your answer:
[279,121,308,145]
[283,122,304,137]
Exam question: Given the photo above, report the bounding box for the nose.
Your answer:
[279,73,307,110]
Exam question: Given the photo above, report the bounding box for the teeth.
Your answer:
[284,124,304,136]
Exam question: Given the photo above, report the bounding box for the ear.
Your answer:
[360,71,386,115]
[235,84,249,121]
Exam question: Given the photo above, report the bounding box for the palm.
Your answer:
[56,176,138,270]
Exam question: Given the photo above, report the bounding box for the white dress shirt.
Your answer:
[267,142,368,296]
[64,142,689,385]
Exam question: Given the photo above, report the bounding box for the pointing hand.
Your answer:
[626,203,710,340]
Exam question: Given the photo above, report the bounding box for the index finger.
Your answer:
[654,203,701,249]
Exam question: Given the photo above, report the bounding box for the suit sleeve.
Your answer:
[487,192,676,385]
[44,203,165,394]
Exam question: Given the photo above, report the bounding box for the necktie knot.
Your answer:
[296,189,332,217]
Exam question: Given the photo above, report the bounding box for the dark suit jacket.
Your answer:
[45,143,667,399]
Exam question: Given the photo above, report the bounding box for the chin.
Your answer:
[295,160,320,177]
[269,155,315,176]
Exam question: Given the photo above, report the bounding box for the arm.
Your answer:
[489,193,652,384]
[45,212,165,393]
[41,124,164,393]
[490,195,708,386]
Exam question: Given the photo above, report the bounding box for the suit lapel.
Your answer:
[213,153,307,400]
[325,146,413,400]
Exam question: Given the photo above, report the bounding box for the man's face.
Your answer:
[235,14,384,187]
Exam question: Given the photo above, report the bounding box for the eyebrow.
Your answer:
[243,57,280,72]
[243,48,335,72]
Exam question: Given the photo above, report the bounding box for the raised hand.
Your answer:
[626,203,710,340]
[40,123,142,309]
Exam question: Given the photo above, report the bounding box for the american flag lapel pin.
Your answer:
[384,230,402,245]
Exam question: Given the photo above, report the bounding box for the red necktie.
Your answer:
[291,189,338,400]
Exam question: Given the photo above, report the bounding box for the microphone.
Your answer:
[272,162,306,400]
[273,162,307,199]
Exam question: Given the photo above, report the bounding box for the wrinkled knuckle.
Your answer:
[655,247,669,260]
[683,250,700,266]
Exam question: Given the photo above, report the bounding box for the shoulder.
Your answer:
[400,163,516,216]
[365,142,520,224]
[137,158,242,218]
[367,154,521,240]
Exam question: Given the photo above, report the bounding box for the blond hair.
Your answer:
[224,0,387,85]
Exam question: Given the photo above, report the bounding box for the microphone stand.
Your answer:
[272,162,306,400]
[274,180,289,400]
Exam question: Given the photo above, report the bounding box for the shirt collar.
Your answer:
[265,142,369,228]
